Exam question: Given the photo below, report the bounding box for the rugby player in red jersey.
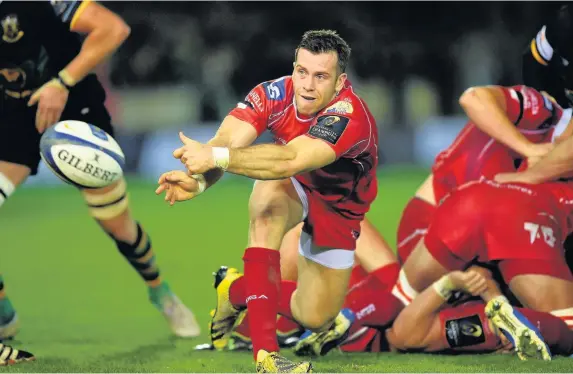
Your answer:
[157,29,379,372]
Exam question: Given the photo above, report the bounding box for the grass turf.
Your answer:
[1,166,570,372]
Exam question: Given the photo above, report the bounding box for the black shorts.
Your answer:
[0,95,113,175]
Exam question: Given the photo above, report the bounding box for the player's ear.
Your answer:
[335,73,347,92]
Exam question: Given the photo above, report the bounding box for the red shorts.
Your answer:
[424,179,572,280]
[439,301,501,352]
[396,197,436,264]
[295,179,363,250]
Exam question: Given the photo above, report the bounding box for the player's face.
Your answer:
[293,48,347,116]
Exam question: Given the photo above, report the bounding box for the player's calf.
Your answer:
[0,275,18,341]
[82,179,161,287]
[396,196,434,264]
[82,178,199,337]
[0,171,22,340]
[291,243,354,332]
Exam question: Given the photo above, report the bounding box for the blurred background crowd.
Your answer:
[32,1,566,183]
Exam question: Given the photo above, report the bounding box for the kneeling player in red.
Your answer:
[395,175,573,347]
[396,83,567,268]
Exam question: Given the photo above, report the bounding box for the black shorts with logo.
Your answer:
[0,79,114,175]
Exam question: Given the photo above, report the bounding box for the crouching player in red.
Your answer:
[396,84,566,269]
[158,30,379,372]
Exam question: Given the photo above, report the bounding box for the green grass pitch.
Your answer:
[1,166,571,372]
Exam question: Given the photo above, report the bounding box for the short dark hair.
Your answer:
[296,29,351,74]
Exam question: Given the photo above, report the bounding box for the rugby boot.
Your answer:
[149,283,200,338]
[256,349,312,373]
[277,326,305,349]
[294,308,355,357]
[0,343,34,366]
[485,296,551,361]
[210,266,243,350]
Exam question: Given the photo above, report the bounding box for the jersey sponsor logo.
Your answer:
[445,314,486,348]
[308,115,350,144]
[460,321,483,337]
[262,79,286,101]
[524,221,556,247]
[247,90,264,111]
[325,100,354,115]
[522,88,541,115]
[1,14,24,43]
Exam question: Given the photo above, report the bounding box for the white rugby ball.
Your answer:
[39,120,126,189]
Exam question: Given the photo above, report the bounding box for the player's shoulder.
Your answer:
[46,0,86,26]
[258,75,293,103]
[244,75,293,115]
[322,80,371,121]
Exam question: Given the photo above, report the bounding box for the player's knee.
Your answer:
[292,296,338,332]
[82,179,129,221]
[0,173,16,208]
[248,182,290,223]
[297,311,337,333]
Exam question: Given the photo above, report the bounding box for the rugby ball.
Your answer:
[39,120,125,189]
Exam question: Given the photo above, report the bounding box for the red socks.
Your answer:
[344,263,403,327]
[243,247,281,358]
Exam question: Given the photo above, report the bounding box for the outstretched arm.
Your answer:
[178,133,337,180]
[201,115,259,188]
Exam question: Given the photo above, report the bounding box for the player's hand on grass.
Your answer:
[173,132,216,174]
[448,270,488,296]
[155,170,201,205]
[28,78,69,134]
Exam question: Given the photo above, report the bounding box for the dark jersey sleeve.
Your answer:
[523,5,573,108]
[49,0,89,29]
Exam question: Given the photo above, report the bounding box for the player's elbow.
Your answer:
[95,12,130,46]
[388,317,428,351]
[110,19,131,45]
[458,87,482,109]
